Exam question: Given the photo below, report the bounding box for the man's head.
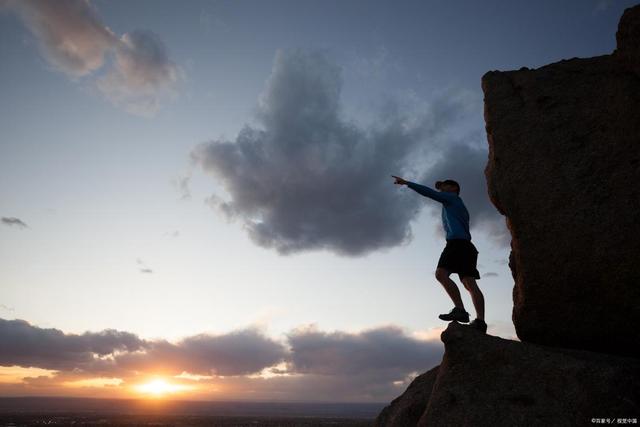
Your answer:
[435,179,460,194]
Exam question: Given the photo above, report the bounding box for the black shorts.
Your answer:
[437,239,480,280]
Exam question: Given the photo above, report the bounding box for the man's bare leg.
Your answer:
[435,268,465,309]
[461,277,485,320]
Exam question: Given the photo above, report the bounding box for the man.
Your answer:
[392,175,487,333]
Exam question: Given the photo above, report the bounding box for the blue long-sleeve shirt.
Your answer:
[407,181,472,241]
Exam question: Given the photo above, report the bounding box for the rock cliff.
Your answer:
[376,323,640,427]
[376,5,640,426]
[483,5,640,356]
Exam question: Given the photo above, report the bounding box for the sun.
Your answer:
[135,378,188,398]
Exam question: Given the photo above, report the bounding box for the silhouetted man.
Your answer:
[392,175,486,333]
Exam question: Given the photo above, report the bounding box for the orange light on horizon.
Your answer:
[63,377,123,388]
[0,366,56,383]
[134,378,192,398]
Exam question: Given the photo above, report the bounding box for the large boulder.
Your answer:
[374,366,439,427]
[482,5,640,356]
[375,322,640,427]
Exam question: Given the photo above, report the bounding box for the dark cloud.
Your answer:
[287,324,441,376]
[1,217,28,228]
[115,329,288,377]
[284,324,442,400]
[4,0,178,116]
[0,318,287,378]
[0,318,146,371]
[191,49,488,256]
[0,318,441,401]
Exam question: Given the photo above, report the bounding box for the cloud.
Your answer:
[287,324,441,376]
[0,319,287,378]
[191,49,494,256]
[0,318,442,401]
[4,0,178,116]
[4,0,115,76]
[0,318,146,372]
[172,174,192,200]
[1,217,28,228]
[283,324,443,400]
[116,329,288,377]
[136,258,153,274]
[97,30,179,116]
[482,272,499,278]
[593,0,615,14]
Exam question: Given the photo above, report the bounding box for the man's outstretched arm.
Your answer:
[392,175,452,204]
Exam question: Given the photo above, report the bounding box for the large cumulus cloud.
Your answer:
[190,49,507,256]
[3,0,178,116]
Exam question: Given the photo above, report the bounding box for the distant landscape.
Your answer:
[0,397,381,426]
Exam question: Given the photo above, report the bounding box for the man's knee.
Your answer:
[461,277,478,291]
[435,268,450,282]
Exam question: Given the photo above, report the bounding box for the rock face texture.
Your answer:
[373,366,439,427]
[376,323,640,427]
[376,6,640,427]
[483,5,640,356]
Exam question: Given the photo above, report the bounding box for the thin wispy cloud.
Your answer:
[172,174,192,200]
[1,217,28,229]
[136,258,153,274]
[97,30,180,117]
[191,49,507,256]
[4,0,179,116]
[0,318,442,401]
[0,304,15,312]
[593,0,615,14]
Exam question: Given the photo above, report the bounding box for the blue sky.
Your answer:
[0,0,635,402]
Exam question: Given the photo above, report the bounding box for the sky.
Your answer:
[0,0,635,403]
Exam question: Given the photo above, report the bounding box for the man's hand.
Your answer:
[392,175,408,185]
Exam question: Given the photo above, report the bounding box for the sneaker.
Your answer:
[469,319,487,334]
[438,307,470,323]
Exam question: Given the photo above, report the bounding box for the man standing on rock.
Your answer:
[392,176,487,333]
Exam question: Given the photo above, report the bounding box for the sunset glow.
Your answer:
[64,377,123,388]
[1,0,630,407]
[134,378,191,397]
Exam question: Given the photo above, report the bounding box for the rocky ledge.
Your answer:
[375,322,640,427]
